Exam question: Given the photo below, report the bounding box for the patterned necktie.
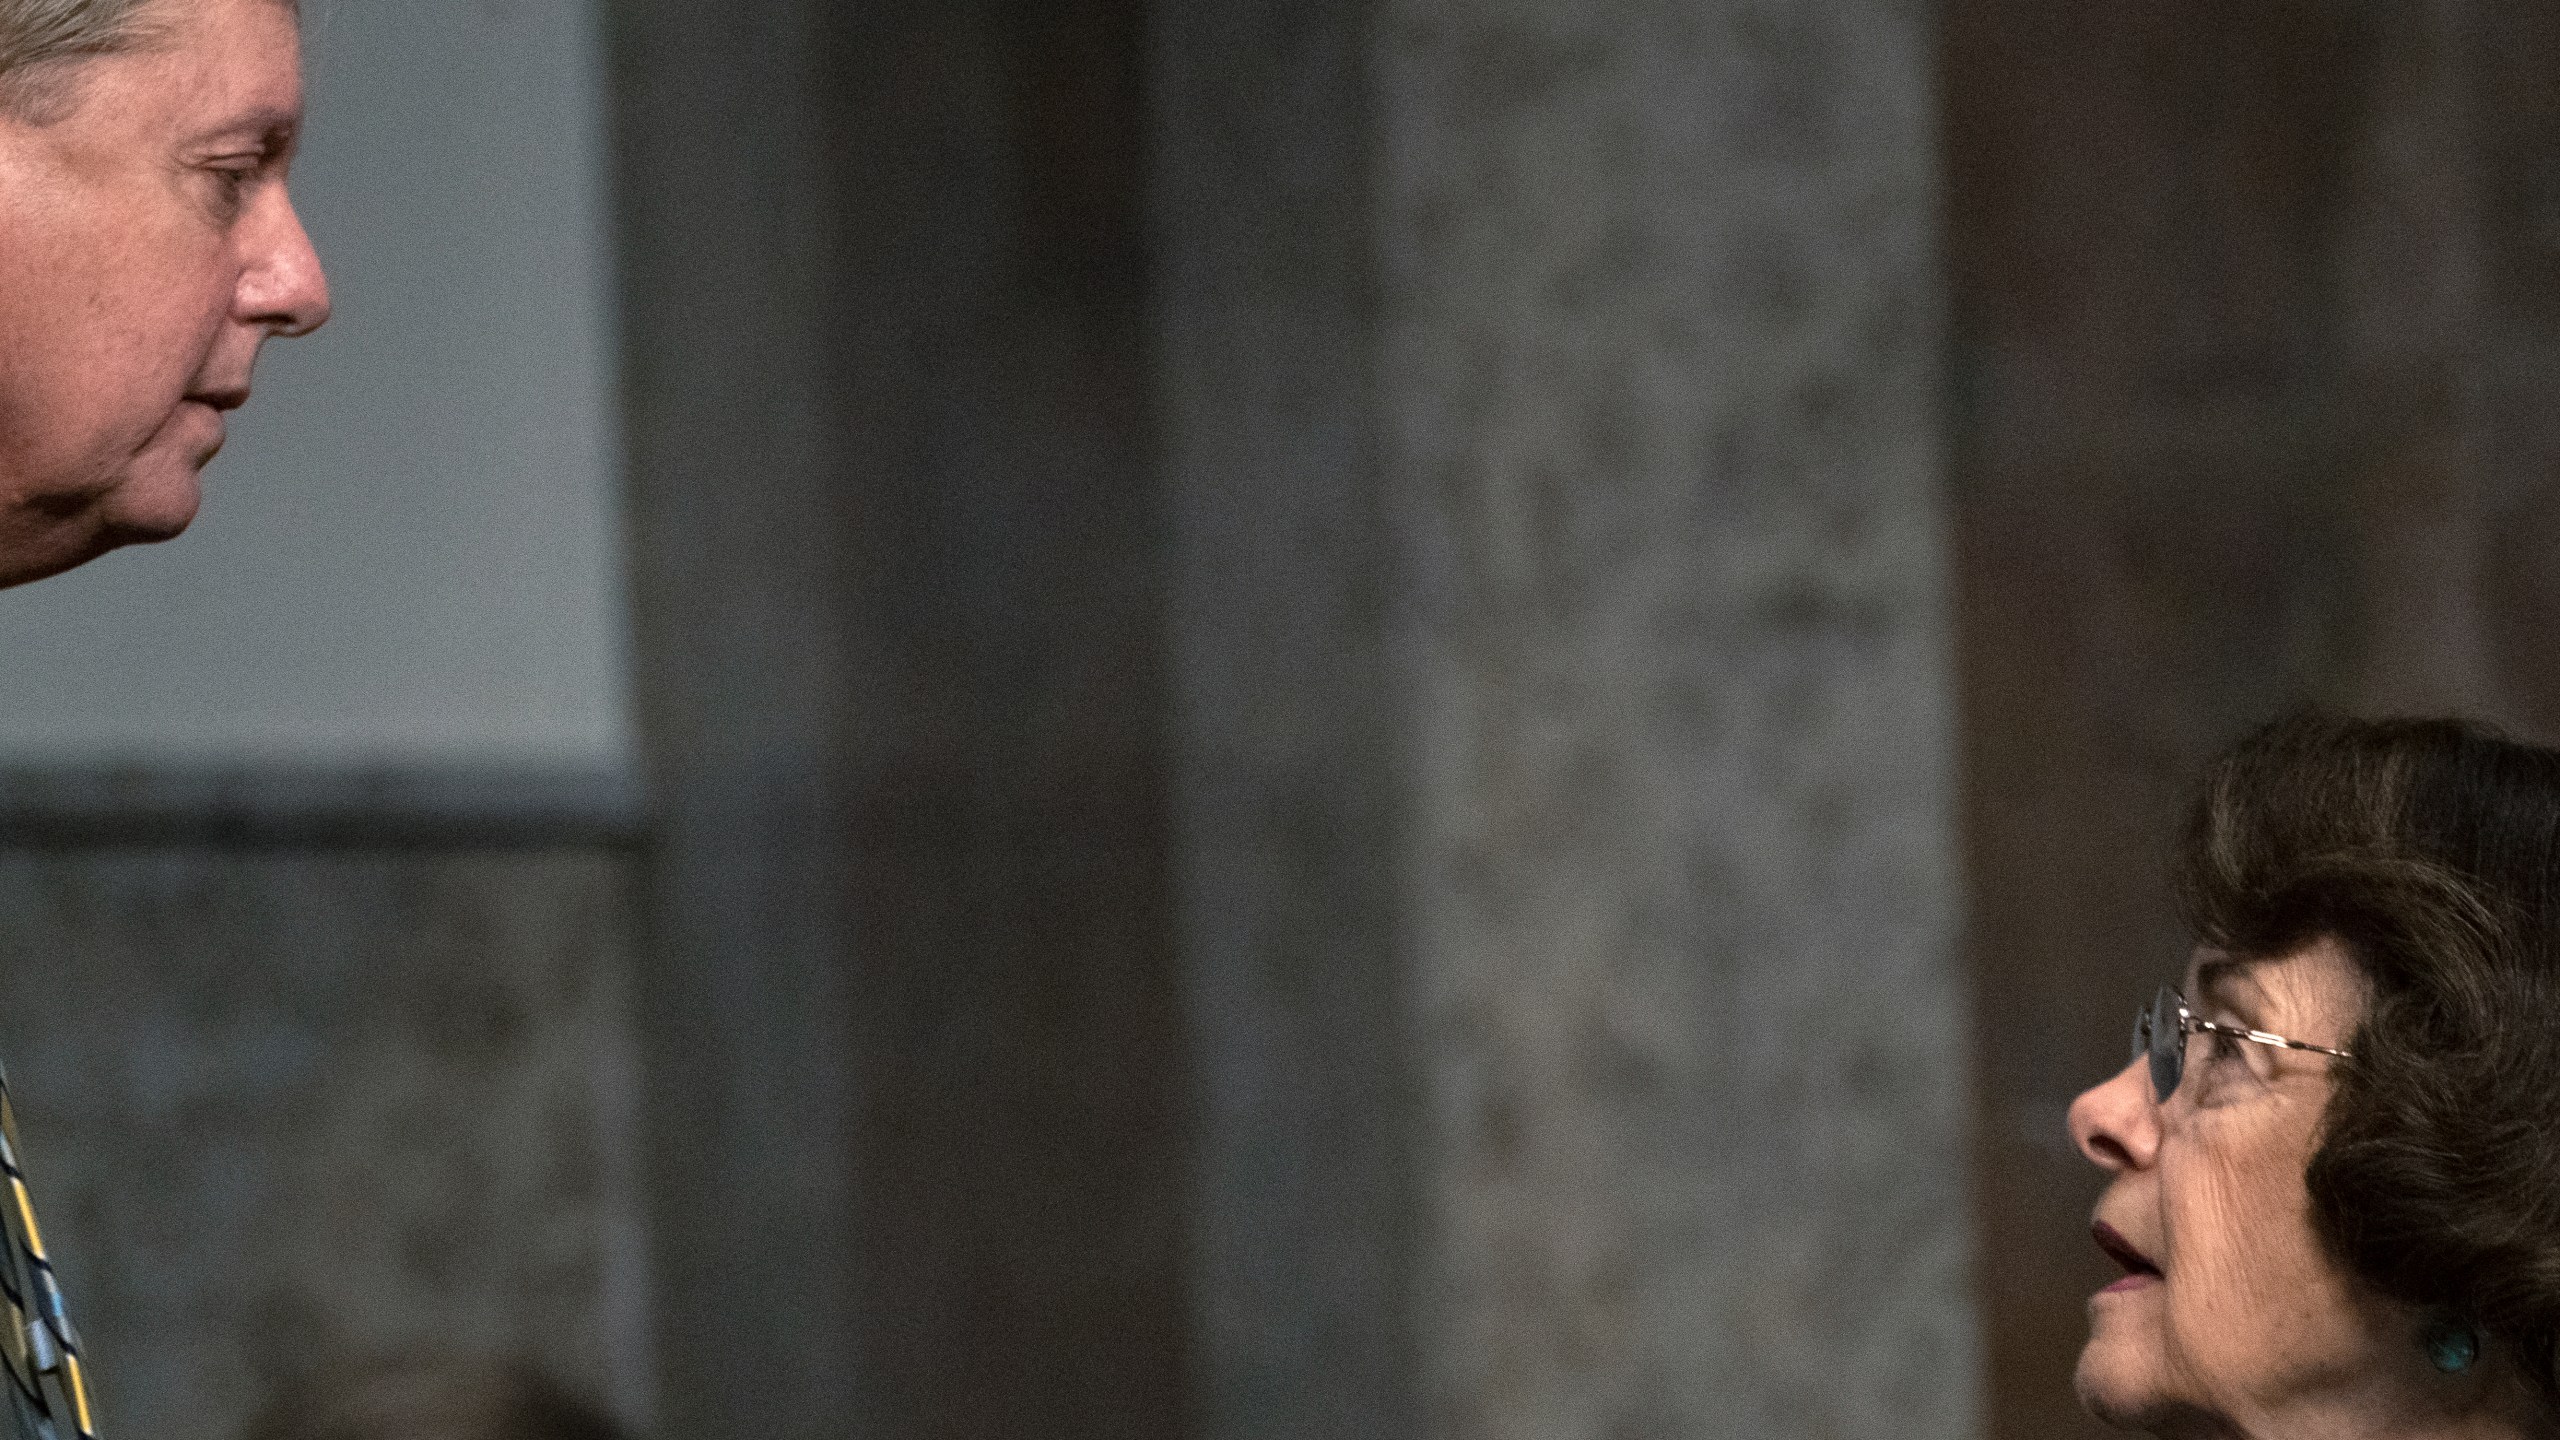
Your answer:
[0,1072,94,1440]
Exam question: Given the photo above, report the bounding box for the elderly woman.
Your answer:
[2072,715,2560,1437]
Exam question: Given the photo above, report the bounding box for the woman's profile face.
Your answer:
[2068,938,2436,1434]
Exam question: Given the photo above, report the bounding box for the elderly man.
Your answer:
[0,0,330,1432]
[0,0,328,588]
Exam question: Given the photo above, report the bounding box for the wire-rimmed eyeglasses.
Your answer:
[2130,984,2351,1103]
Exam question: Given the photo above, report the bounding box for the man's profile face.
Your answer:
[0,0,330,588]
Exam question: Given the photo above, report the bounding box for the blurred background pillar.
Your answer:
[1164,0,1974,1436]
[1155,2,1415,1437]
[1377,3,1970,1436]
[612,1,1188,1438]
[608,4,866,1439]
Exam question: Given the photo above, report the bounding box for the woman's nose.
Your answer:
[2068,1056,2160,1174]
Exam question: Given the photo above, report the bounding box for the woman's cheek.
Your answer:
[2162,1109,2338,1399]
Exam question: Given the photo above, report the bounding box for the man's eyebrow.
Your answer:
[189,107,302,147]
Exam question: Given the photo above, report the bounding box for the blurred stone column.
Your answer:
[1156,1,1414,1436]
[616,2,1187,1438]
[1162,0,1973,1435]
[607,5,867,1439]
[1379,3,1970,1436]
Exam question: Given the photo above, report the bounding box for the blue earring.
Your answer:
[2425,1318,2480,1374]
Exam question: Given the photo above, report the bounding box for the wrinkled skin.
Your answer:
[0,0,329,588]
[2071,938,2553,1439]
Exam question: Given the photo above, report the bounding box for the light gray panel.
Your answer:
[1374,2,1974,1436]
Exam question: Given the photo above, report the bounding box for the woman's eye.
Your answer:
[2178,1025,2263,1104]
[2204,1024,2287,1097]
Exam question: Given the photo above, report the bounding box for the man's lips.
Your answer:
[171,397,234,465]
[2093,1220,2162,1293]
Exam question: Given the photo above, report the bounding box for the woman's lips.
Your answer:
[2093,1220,2162,1294]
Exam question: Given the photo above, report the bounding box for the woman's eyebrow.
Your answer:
[2192,957,2266,1013]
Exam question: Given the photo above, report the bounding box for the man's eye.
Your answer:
[201,160,263,210]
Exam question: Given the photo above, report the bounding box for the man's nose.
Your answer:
[237,190,332,339]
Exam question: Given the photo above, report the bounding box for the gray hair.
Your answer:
[0,0,162,120]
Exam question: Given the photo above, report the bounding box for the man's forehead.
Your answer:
[72,0,304,138]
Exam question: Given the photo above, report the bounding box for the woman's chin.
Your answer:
[2074,1329,2165,1430]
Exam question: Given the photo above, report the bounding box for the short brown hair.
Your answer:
[2178,714,2560,1409]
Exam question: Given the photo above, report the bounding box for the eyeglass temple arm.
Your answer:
[2188,1014,2351,1061]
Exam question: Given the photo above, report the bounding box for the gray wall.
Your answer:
[0,830,650,1440]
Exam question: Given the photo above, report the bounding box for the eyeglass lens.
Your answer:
[2135,986,2182,1102]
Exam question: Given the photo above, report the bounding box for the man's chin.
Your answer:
[98,460,205,545]
[94,406,222,543]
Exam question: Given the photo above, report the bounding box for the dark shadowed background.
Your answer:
[1,2,2555,1439]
